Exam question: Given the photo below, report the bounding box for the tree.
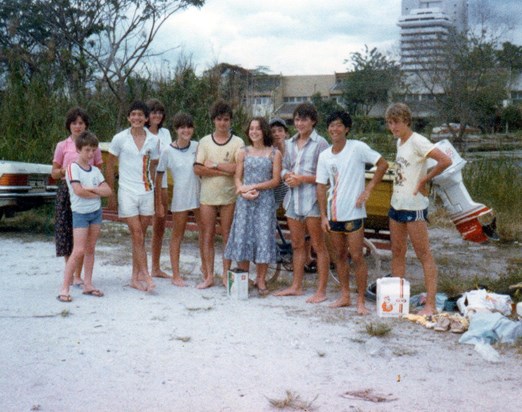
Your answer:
[342,46,401,117]
[0,1,205,127]
[409,29,510,145]
[51,0,205,127]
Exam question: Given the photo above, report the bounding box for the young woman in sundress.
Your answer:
[224,117,282,294]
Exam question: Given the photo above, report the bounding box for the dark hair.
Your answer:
[65,107,90,132]
[172,112,194,129]
[127,100,150,118]
[75,131,99,151]
[146,98,166,128]
[293,102,318,126]
[210,99,233,121]
[326,110,353,130]
[245,117,272,147]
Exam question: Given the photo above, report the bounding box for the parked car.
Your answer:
[0,160,58,218]
[431,123,481,141]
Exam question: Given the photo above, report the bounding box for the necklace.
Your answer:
[173,141,190,152]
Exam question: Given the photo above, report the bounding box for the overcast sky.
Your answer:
[155,0,522,75]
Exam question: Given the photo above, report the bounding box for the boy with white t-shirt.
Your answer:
[155,112,202,287]
[385,103,451,316]
[58,131,112,302]
[316,111,388,314]
[106,101,160,292]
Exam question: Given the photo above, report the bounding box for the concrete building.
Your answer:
[398,0,468,72]
[245,73,347,123]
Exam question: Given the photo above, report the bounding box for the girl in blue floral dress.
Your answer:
[224,117,282,294]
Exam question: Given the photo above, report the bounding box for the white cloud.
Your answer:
[152,0,520,75]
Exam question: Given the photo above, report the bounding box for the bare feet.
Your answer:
[137,273,156,292]
[151,269,171,279]
[357,303,370,315]
[197,278,214,289]
[417,305,436,316]
[72,277,84,287]
[306,292,327,304]
[130,279,147,291]
[172,275,186,287]
[329,296,351,308]
[273,287,304,297]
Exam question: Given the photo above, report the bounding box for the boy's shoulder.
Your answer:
[112,127,131,142]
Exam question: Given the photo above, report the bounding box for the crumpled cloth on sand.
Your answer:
[456,289,512,317]
[459,312,522,345]
[410,292,448,313]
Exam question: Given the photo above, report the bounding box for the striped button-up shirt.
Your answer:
[282,129,329,216]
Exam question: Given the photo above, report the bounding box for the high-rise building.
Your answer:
[398,0,468,71]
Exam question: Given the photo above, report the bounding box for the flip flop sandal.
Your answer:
[83,289,104,297]
[57,294,72,303]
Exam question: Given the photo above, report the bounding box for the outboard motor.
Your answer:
[427,139,499,243]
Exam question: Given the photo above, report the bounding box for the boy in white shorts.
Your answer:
[316,111,388,314]
[106,101,160,292]
[58,131,112,302]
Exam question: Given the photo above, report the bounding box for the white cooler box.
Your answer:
[227,268,249,300]
[376,277,410,317]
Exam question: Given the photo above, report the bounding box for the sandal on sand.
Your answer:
[258,288,270,297]
[83,289,104,297]
[57,294,72,303]
[433,316,450,332]
[449,316,468,333]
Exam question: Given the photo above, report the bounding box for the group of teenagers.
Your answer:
[53,98,451,316]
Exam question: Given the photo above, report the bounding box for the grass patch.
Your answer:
[365,322,392,337]
[463,156,522,241]
[0,204,54,235]
[267,390,318,411]
[438,263,522,302]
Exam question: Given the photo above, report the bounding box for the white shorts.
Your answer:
[118,189,154,218]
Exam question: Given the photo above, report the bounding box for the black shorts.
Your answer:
[329,218,365,234]
[388,207,428,223]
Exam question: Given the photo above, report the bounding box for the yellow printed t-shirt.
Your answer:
[196,134,244,205]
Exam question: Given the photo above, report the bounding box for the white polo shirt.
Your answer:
[109,128,160,195]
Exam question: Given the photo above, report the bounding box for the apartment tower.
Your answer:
[398,0,468,71]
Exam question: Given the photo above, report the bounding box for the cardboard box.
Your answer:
[227,268,249,300]
[376,277,410,317]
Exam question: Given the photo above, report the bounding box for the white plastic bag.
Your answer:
[456,289,512,317]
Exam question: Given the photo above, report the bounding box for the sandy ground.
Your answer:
[0,222,521,412]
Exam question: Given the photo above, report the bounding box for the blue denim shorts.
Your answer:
[72,208,103,228]
[388,207,428,223]
[285,199,321,221]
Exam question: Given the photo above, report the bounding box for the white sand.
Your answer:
[0,223,520,412]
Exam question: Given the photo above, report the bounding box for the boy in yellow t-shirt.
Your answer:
[193,100,244,288]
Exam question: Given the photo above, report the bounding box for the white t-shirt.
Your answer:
[149,127,172,188]
[66,163,105,214]
[316,140,381,221]
[157,141,200,212]
[109,128,160,195]
[391,132,435,210]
